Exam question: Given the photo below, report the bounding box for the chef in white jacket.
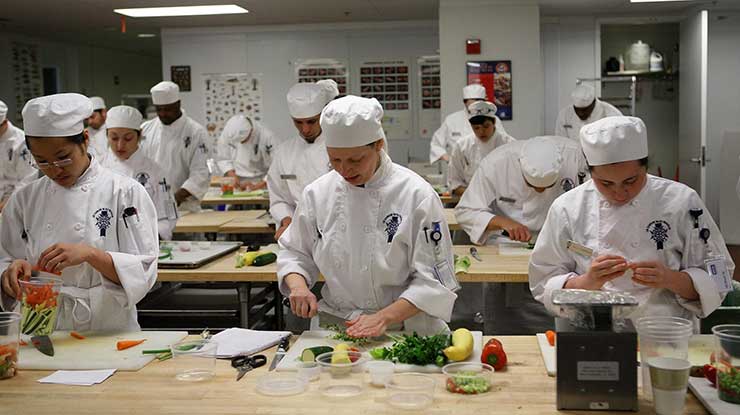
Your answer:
[140,81,211,210]
[0,99,35,210]
[267,80,337,240]
[85,96,108,158]
[429,84,508,164]
[447,101,517,195]
[456,136,587,334]
[530,116,733,323]
[555,84,622,142]
[101,105,178,240]
[0,93,158,332]
[278,96,459,337]
[216,114,280,191]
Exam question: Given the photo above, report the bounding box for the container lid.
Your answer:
[255,373,308,396]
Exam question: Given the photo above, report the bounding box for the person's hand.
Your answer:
[566,255,629,290]
[37,243,93,274]
[1,259,32,299]
[275,217,292,240]
[285,274,318,318]
[174,188,192,205]
[440,154,450,162]
[497,217,531,242]
[452,186,467,196]
[345,313,389,338]
[631,261,675,289]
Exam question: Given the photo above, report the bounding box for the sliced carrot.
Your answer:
[70,331,85,340]
[19,340,28,347]
[117,339,146,351]
[545,330,556,347]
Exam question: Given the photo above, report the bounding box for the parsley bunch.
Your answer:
[369,332,451,366]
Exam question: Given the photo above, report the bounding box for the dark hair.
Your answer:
[587,156,649,171]
[469,115,494,126]
[25,132,86,150]
[93,109,104,114]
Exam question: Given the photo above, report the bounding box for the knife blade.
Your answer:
[31,335,54,357]
[469,247,482,262]
[268,335,291,371]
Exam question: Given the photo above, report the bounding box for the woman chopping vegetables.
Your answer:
[278,96,460,337]
[0,93,159,331]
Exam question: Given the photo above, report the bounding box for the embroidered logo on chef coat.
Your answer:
[383,213,403,243]
[266,144,273,156]
[577,171,587,185]
[21,229,28,242]
[561,177,575,192]
[197,143,207,154]
[7,149,13,161]
[135,172,150,186]
[253,144,259,155]
[93,208,113,237]
[20,148,29,162]
[646,220,671,250]
[184,136,192,148]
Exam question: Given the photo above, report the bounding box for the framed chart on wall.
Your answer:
[294,58,349,96]
[11,42,43,124]
[202,73,263,141]
[170,66,192,92]
[466,60,512,120]
[358,58,411,140]
[417,55,440,139]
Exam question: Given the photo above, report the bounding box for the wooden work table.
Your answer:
[173,210,273,234]
[200,190,270,207]
[0,336,707,415]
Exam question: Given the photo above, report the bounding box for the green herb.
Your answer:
[718,369,740,403]
[369,332,450,366]
[325,324,370,346]
[446,371,491,394]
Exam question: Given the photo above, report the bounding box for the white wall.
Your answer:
[439,0,543,140]
[160,21,439,164]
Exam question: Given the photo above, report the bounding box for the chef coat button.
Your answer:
[631,200,639,207]
[371,191,379,198]
[631,241,639,248]
[340,223,346,231]
[74,223,83,231]
[81,185,88,192]
[604,243,611,249]
[362,266,369,272]
[603,201,610,208]
[363,226,371,233]
[334,260,341,268]
[46,224,52,230]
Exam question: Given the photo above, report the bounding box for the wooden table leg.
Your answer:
[274,283,285,330]
[237,282,252,328]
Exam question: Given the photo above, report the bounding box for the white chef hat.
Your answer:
[467,101,498,120]
[0,100,7,123]
[22,93,93,137]
[220,114,253,143]
[287,81,336,119]
[463,84,487,100]
[106,105,143,131]
[580,116,648,166]
[316,79,340,100]
[519,136,564,188]
[150,81,180,105]
[89,96,106,110]
[571,84,596,108]
[321,95,385,148]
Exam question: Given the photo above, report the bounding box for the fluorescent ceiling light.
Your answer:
[115,5,248,18]
[137,34,157,38]
[630,0,694,3]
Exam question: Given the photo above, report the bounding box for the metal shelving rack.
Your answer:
[576,76,637,116]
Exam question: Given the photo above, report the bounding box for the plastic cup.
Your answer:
[647,357,691,415]
[0,312,21,380]
[385,373,436,410]
[712,324,740,404]
[171,339,217,382]
[635,316,693,400]
[315,351,366,398]
[366,360,395,387]
[18,275,62,337]
[296,361,320,382]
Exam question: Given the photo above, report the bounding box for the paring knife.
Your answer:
[268,335,291,371]
[469,247,482,262]
[31,335,54,357]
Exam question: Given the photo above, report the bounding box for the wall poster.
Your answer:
[11,42,43,124]
[170,65,192,92]
[294,58,348,96]
[417,55,441,139]
[466,60,512,120]
[202,73,263,141]
[359,59,411,140]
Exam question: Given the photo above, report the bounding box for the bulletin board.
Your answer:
[202,73,263,141]
[359,59,411,140]
[11,42,43,124]
[295,58,349,96]
[466,60,513,120]
[170,66,192,92]
[417,55,441,139]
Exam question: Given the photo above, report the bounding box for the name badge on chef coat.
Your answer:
[433,260,460,291]
[498,196,516,204]
[280,174,297,180]
[567,240,594,258]
[706,257,733,293]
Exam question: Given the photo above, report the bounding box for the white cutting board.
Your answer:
[276,330,483,373]
[498,242,533,256]
[689,377,738,415]
[535,334,714,378]
[19,331,188,371]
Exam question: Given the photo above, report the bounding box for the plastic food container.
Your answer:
[316,351,366,398]
[221,177,236,195]
[0,312,21,380]
[297,361,320,382]
[19,274,62,336]
[385,373,436,410]
[256,372,308,396]
[442,362,494,395]
[636,316,693,400]
[366,360,395,387]
[712,324,740,404]
[171,339,217,382]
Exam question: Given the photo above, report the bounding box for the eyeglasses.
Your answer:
[34,158,73,170]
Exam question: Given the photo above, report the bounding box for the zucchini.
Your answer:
[301,346,334,362]
[252,252,277,267]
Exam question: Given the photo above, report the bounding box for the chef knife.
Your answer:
[268,335,291,371]
[469,246,482,262]
[31,335,54,357]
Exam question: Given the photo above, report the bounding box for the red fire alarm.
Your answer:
[466,39,481,55]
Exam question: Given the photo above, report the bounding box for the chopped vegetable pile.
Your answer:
[369,332,450,367]
[325,324,370,347]
[446,371,491,394]
[718,368,740,404]
[0,343,18,379]
[20,282,59,336]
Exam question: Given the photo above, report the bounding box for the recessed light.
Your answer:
[630,0,694,3]
[137,34,157,38]
[114,5,248,18]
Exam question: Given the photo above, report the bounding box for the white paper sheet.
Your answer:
[38,369,116,386]
[211,328,291,358]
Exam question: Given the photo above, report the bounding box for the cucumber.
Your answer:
[301,346,334,362]
[252,252,277,267]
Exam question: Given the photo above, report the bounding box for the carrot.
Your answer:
[117,339,146,351]
[19,340,28,347]
[70,331,85,340]
[545,330,556,347]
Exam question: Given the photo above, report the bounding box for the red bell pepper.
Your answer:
[704,364,717,387]
[481,339,507,371]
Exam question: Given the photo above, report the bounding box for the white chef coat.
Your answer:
[86,124,108,159]
[101,149,178,240]
[266,133,331,223]
[529,175,733,322]
[216,121,280,183]
[0,121,35,202]
[555,100,622,142]
[140,112,211,201]
[455,137,589,245]
[429,109,508,164]
[447,129,517,191]
[0,155,159,332]
[277,151,459,334]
